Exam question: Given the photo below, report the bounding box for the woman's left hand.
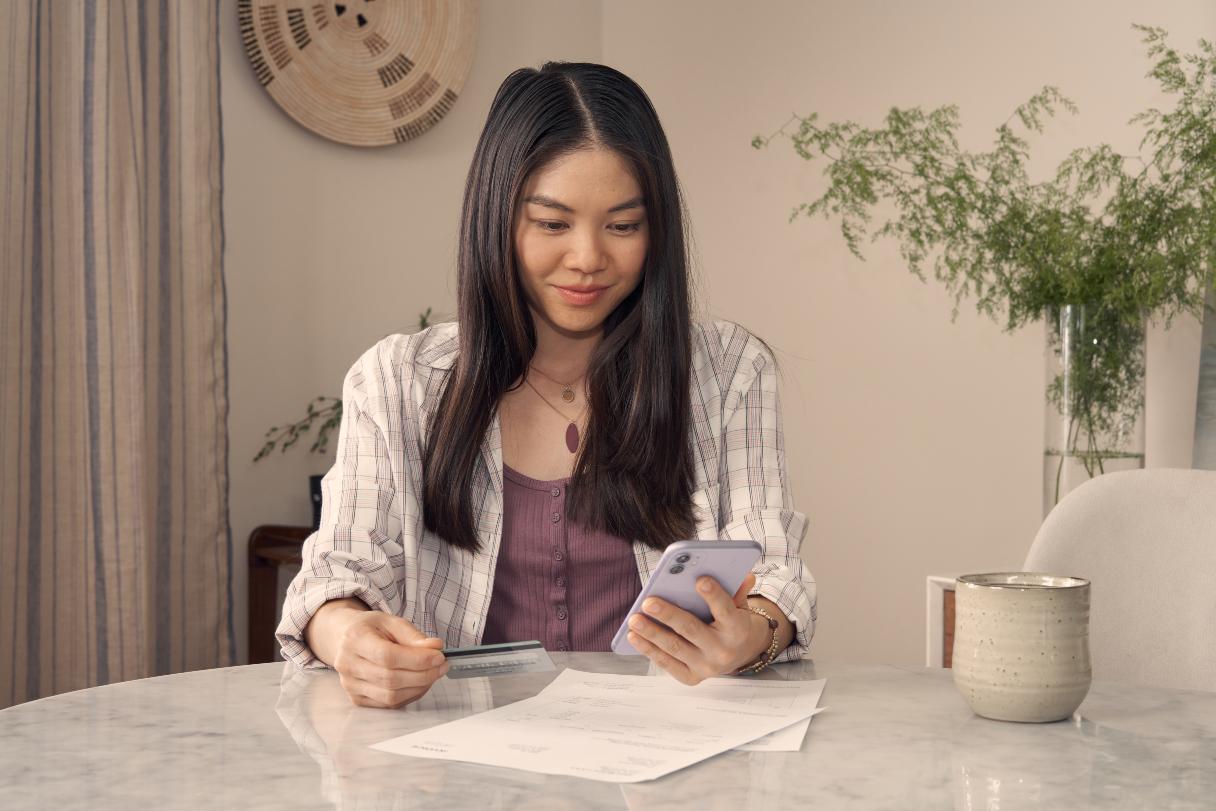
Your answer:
[626,572,768,685]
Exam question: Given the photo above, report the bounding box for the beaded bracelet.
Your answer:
[730,604,782,676]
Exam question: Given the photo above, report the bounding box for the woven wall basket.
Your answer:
[237,0,479,147]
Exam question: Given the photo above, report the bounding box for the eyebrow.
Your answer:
[522,194,645,214]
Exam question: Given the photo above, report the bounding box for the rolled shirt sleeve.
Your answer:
[275,343,408,669]
[716,327,817,663]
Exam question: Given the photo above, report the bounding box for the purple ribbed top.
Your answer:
[481,465,641,652]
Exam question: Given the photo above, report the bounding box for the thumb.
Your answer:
[377,614,442,648]
[733,573,757,609]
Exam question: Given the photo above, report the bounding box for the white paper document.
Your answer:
[635,663,826,751]
[626,669,826,752]
[371,669,826,783]
[736,715,815,752]
[649,676,827,752]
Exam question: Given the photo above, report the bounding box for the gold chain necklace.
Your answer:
[528,364,582,404]
[523,376,587,453]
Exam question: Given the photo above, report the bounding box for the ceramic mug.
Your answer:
[952,573,1091,723]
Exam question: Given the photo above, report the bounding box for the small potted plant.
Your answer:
[254,308,433,527]
[754,25,1215,512]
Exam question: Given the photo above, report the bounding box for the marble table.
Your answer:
[2,654,1214,809]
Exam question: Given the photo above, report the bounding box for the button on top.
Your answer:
[551,487,562,498]
[555,576,566,587]
[551,512,561,524]
[556,607,568,621]
[557,640,568,651]
[554,549,564,561]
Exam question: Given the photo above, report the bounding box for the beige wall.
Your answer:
[603,0,1211,665]
[223,0,1211,665]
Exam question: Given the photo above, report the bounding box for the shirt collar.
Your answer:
[415,325,459,370]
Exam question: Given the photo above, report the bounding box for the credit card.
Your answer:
[440,640,556,679]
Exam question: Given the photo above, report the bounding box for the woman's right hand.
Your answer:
[304,598,450,708]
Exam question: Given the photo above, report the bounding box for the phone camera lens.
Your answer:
[675,554,691,564]
[669,564,685,574]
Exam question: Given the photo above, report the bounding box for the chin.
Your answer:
[549,312,610,337]
[535,303,608,335]
[532,295,610,334]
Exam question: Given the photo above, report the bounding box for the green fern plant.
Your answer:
[754,25,1215,495]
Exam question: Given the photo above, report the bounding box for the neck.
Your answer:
[530,312,601,380]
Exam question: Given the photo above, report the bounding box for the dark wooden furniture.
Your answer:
[943,589,955,668]
[248,524,311,664]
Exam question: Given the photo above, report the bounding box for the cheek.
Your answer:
[515,232,553,282]
[618,239,648,285]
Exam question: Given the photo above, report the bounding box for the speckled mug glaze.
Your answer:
[952,573,1091,723]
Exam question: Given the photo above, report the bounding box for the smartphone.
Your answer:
[611,539,763,655]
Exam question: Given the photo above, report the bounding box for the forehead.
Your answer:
[521,147,641,197]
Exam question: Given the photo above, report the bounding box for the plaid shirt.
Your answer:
[277,320,817,668]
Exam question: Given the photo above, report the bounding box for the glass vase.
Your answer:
[1043,304,1145,515]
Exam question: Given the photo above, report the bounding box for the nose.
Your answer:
[564,227,608,275]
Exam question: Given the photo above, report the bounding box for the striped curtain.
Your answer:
[0,0,234,708]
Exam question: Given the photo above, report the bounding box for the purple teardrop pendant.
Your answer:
[565,422,579,453]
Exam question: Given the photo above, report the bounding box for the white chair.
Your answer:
[1023,468,1216,692]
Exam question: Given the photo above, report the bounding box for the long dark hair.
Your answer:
[422,62,695,553]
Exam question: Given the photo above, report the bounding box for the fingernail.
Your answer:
[698,579,711,593]
[643,599,661,614]
[431,656,444,667]
[630,615,645,630]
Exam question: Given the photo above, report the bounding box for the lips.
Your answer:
[554,285,609,306]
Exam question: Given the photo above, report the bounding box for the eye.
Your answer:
[610,222,643,234]
[535,220,567,233]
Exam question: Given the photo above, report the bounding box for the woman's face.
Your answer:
[513,147,649,339]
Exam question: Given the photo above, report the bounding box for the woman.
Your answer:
[277,62,816,708]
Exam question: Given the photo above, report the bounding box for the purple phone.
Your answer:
[611,539,763,655]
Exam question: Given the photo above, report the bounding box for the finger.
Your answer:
[348,692,381,708]
[338,671,384,707]
[696,576,748,624]
[381,658,450,688]
[348,654,450,691]
[376,613,441,648]
[639,597,714,651]
[355,629,447,671]
[345,682,392,709]
[627,631,700,686]
[414,637,446,650]
[733,573,757,609]
[628,613,711,675]
[341,663,447,707]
